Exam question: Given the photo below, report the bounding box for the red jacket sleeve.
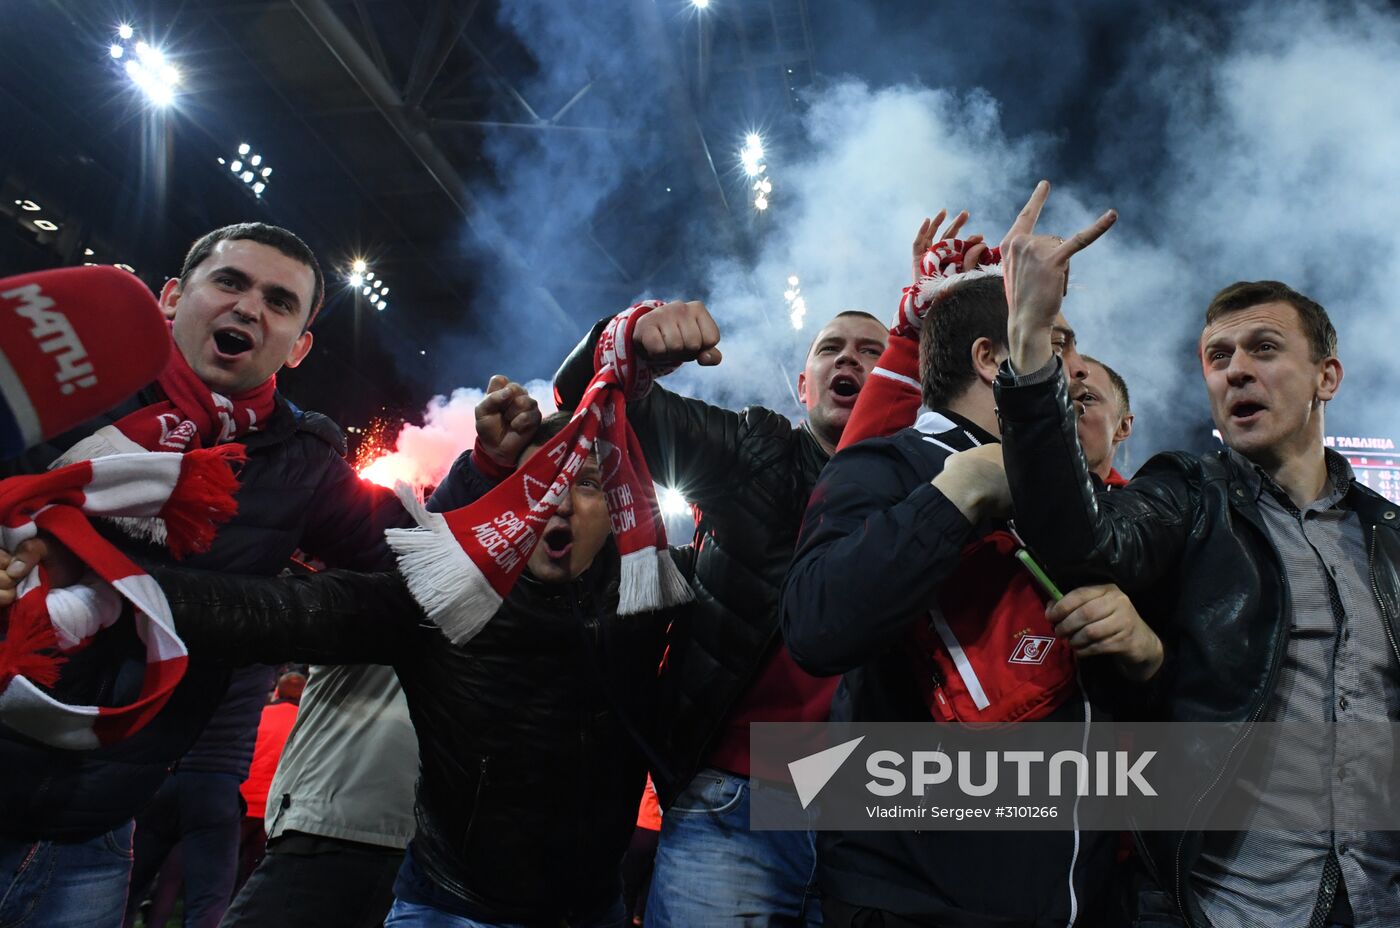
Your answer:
[837,332,922,451]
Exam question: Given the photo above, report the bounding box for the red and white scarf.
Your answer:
[0,447,243,749]
[387,301,693,643]
[0,329,263,749]
[892,239,1004,338]
[59,324,275,465]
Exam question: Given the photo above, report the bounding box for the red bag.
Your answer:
[908,530,1076,724]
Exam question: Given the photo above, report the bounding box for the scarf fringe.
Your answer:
[618,548,692,615]
[0,601,64,688]
[656,549,694,608]
[386,485,503,644]
[158,446,247,559]
[103,514,170,549]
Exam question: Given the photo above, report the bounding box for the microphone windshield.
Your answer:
[0,266,171,457]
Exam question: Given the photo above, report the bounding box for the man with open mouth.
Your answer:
[993,188,1400,927]
[133,399,692,927]
[0,222,412,928]
[551,298,887,925]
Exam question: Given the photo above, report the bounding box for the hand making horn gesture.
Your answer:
[1000,181,1117,374]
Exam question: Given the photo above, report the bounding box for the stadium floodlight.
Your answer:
[362,286,372,296]
[110,26,179,106]
[659,486,690,516]
[376,300,387,311]
[224,143,271,199]
[33,219,59,232]
[692,0,710,8]
[352,259,367,274]
[125,59,174,106]
[785,278,806,329]
[349,273,364,288]
[380,287,389,296]
[754,195,769,211]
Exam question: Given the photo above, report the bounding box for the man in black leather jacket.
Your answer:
[992,182,1400,927]
[554,301,887,925]
[142,408,689,927]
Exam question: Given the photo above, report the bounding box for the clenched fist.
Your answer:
[476,375,543,468]
[633,300,722,367]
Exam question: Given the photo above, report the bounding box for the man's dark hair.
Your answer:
[179,222,325,327]
[806,309,885,358]
[919,276,1008,409]
[1082,354,1131,414]
[1204,280,1336,362]
[530,410,574,450]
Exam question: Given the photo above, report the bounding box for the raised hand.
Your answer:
[910,210,988,284]
[633,300,722,367]
[1000,181,1116,373]
[1048,583,1164,682]
[476,375,543,468]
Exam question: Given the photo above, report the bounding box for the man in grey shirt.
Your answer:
[936,181,1400,926]
[221,664,418,928]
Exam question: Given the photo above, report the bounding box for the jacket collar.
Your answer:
[917,406,999,447]
[1226,446,1353,514]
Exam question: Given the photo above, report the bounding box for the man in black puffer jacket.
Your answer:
[141,409,689,926]
[0,223,408,928]
[553,300,887,925]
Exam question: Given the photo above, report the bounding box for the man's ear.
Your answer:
[159,278,181,320]
[284,330,314,369]
[1114,412,1135,444]
[1317,357,1343,403]
[797,370,809,405]
[970,336,1002,386]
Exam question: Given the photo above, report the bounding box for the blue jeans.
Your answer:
[0,821,135,927]
[645,768,821,927]
[384,896,626,927]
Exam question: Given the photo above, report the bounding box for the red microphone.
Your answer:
[0,266,171,458]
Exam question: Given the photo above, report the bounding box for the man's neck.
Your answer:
[944,388,1002,440]
[1251,444,1331,509]
[805,421,837,457]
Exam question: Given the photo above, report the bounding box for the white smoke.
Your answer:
[672,0,1400,466]
[359,380,558,490]
[388,0,1399,485]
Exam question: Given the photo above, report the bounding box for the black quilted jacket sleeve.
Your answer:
[151,565,423,668]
